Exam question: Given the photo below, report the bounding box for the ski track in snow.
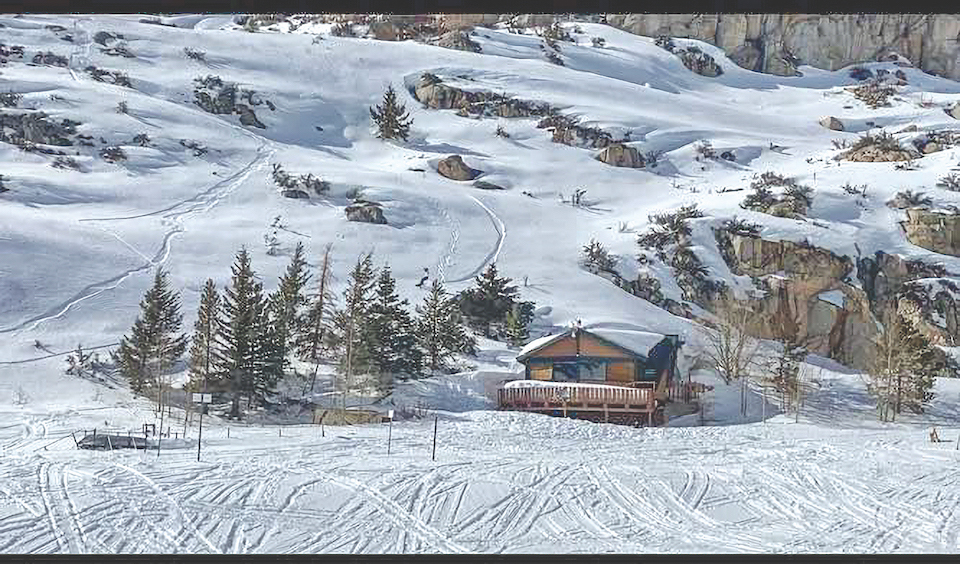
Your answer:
[444,194,506,284]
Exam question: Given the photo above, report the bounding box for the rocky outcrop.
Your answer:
[707,229,960,370]
[0,111,78,146]
[903,208,960,257]
[473,180,504,190]
[193,75,269,129]
[438,155,481,180]
[841,145,915,162]
[675,46,724,77]
[281,189,309,199]
[605,14,960,81]
[412,73,555,119]
[595,144,645,168]
[899,278,960,346]
[345,200,387,224]
[819,116,844,131]
[537,115,616,149]
[437,30,481,53]
[947,103,960,120]
[236,104,266,129]
[713,231,874,368]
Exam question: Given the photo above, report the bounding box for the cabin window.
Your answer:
[579,359,607,382]
[551,360,607,382]
[552,362,579,382]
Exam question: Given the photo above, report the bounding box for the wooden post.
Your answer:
[70,432,79,448]
[431,416,438,461]
[197,402,204,462]
[956,430,959,451]
[279,427,282,438]
[227,427,230,439]
[387,416,393,455]
[107,434,113,451]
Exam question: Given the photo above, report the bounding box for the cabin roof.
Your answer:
[516,326,669,362]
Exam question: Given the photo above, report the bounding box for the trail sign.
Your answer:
[192,393,212,403]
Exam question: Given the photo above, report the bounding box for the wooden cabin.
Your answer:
[499,326,693,426]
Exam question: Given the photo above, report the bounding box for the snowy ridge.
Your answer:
[0,14,960,554]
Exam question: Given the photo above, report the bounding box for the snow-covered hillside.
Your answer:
[2,14,960,554]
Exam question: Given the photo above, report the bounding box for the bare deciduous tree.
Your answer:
[698,295,761,418]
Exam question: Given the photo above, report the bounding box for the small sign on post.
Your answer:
[192,393,212,404]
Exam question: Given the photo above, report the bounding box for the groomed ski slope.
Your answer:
[0,14,960,553]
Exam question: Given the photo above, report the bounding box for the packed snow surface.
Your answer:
[1,14,960,554]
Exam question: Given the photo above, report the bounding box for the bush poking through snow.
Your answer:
[581,239,618,274]
[0,91,22,108]
[840,182,868,197]
[721,217,762,237]
[133,133,150,146]
[937,173,960,191]
[888,189,932,209]
[116,100,128,114]
[847,78,897,109]
[270,163,330,196]
[0,174,8,193]
[85,66,132,87]
[740,172,814,218]
[591,36,605,48]
[183,47,206,62]
[849,66,873,81]
[851,131,899,152]
[32,51,68,67]
[179,139,207,156]
[694,140,716,160]
[330,22,356,37]
[894,158,920,171]
[495,125,510,138]
[52,156,82,171]
[100,145,127,163]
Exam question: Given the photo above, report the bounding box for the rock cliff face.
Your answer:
[711,229,960,371]
[903,209,960,256]
[604,14,960,80]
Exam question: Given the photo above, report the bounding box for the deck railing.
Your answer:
[498,382,656,412]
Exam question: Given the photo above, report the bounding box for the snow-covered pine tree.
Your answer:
[271,241,311,370]
[188,279,225,394]
[417,279,477,373]
[330,253,377,402]
[219,247,264,419]
[296,243,335,395]
[369,85,413,142]
[369,265,422,385]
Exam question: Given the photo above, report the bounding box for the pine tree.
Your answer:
[417,279,477,373]
[116,268,186,402]
[369,265,422,385]
[187,279,225,394]
[116,315,152,393]
[296,243,335,395]
[504,304,529,348]
[272,241,311,370]
[330,253,377,402]
[251,297,283,407]
[219,248,264,419]
[369,85,413,142]
[457,263,535,339]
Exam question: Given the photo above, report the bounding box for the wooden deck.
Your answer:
[497,381,708,426]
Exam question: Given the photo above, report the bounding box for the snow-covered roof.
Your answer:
[517,326,668,360]
[587,328,668,358]
[517,330,571,359]
[503,379,637,391]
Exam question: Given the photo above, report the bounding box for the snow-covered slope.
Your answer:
[2,15,960,554]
